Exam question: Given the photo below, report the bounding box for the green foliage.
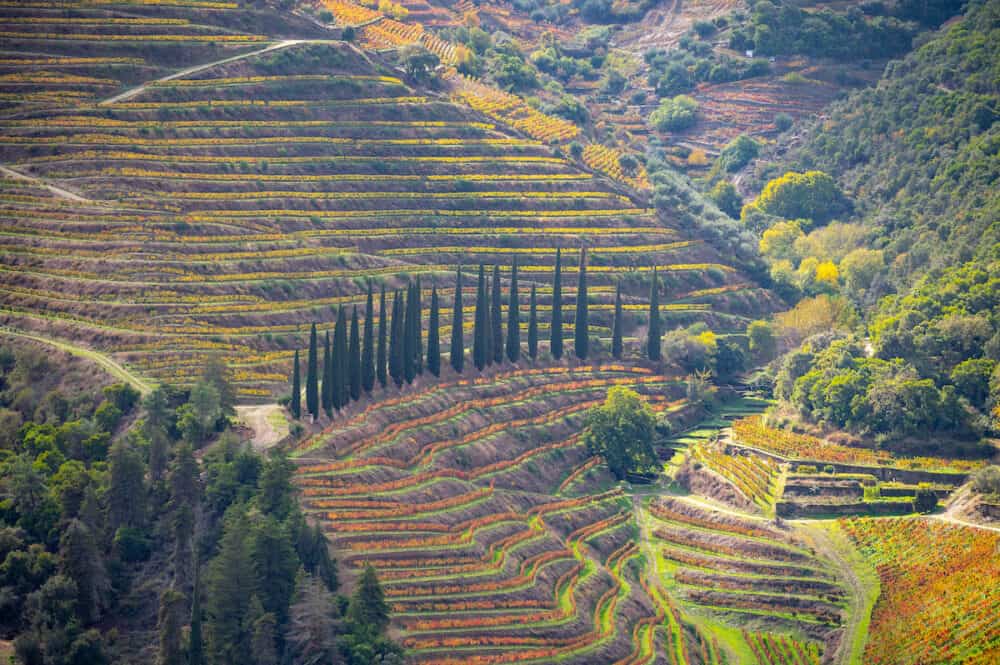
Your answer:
[574,248,589,360]
[743,170,847,227]
[506,259,521,363]
[347,564,390,635]
[649,95,698,132]
[717,135,760,174]
[451,267,465,373]
[971,466,1000,496]
[913,488,938,513]
[428,286,441,377]
[401,44,439,82]
[551,250,564,360]
[582,387,658,480]
[747,320,777,363]
[708,180,742,219]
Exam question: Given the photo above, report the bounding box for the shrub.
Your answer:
[774,112,793,132]
[913,489,938,513]
[823,464,835,474]
[972,466,1000,496]
[649,95,699,132]
[114,527,151,563]
[797,464,818,474]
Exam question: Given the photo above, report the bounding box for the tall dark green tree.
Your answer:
[491,265,503,364]
[206,507,254,665]
[428,286,440,377]
[574,247,589,360]
[551,248,563,360]
[290,349,301,419]
[473,264,487,371]
[172,501,194,593]
[612,282,623,359]
[108,441,146,531]
[258,448,295,520]
[59,519,108,624]
[189,563,204,665]
[450,266,464,373]
[305,324,319,419]
[413,276,424,375]
[528,285,538,360]
[250,610,278,665]
[647,269,661,362]
[362,282,375,393]
[347,564,390,634]
[376,285,387,389]
[403,284,416,385]
[321,331,332,417]
[333,307,348,409]
[157,589,186,665]
[349,306,361,401]
[506,257,520,363]
[389,291,404,387]
[249,516,298,628]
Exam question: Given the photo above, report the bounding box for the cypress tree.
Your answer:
[551,248,563,360]
[413,276,423,375]
[574,247,589,360]
[60,519,108,624]
[206,508,254,665]
[483,270,493,366]
[403,284,416,384]
[428,286,440,377]
[333,306,348,407]
[305,323,318,419]
[108,441,146,531]
[157,589,186,665]
[648,268,661,361]
[362,282,375,393]
[189,564,204,665]
[612,282,623,359]
[389,291,404,387]
[528,285,538,360]
[491,264,502,364]
[290,349,300,418]
[473,264,487,371]
[376,285,387,388]
[506,257,520,363]
[330,315,343,410]
[450,265,464,373]
[321,331,332,416]
[349,306,361,401]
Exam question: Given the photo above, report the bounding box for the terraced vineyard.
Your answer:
[293,361,694,663]
[0,35,774,396]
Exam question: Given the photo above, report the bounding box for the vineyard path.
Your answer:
[0,164,89,203]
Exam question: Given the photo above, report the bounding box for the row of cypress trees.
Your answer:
[291,251,664,420]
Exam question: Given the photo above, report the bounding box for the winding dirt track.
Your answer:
[0,164,90,202]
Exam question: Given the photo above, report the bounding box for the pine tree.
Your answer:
[506,257,520,363]
[333,307,348,409]
[428,286,440,377]
[206,508,254,665]
[528,285,538,360]
[403,284,416,384]
[169,443,200,510]
[389,290,404,387]
[59,519,109,625]
[574,247,589,360]
[189,565,204,665]
[473,264,487,371]
[305,323,318,419]
[491,265,502,364]
[362,282,375,393]
[648,268,661,361]
[258,448,295,520]
[376,285,388,389]
[551,248,563,360]
[249,516,298,627]
[450,266,464,373]
[612,282,623,359]
[290,349,301,419]
[413,276,424,375]
[148,425,169,485]
[321,331,332,416]
[349,306,361,401]
[108,441,146,531]
[250,610,279,665]
[157,588,186,665]
[172,501,193,593]
[347,564,390,634]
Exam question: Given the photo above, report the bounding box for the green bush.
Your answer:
[913,489,938,513]
[649,95,699,132]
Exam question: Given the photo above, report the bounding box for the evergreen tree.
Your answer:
[206,507,255,665]
[305,323,319,419]
[249,516,298,628]
[202,357,236,418]
[189,565,204,665]
[157,589,186,665]
[148,425,170,486]
[551,248,563,359]
[376,285,388,389]
[574,247,589,360]
[403,283,416,384]
[483,272,494,366]
[172,502,193,593]
[290,349,301,419]
[294,521,338,593]
[169,443,200,510]
[491,265,502,364]
[321,331,332,417]
[362,282,375,393]
[506,257,520,363]
[473,264,487,371]
[333,307,348,409]
[450,266,464,373]
[59,519,108,624]
[250,610,279,665]
[612,282,623,359]
[389,291,404,387]
[647,269,662,361]
[428,286,440,377]
[258,448,295,520]
[528,285,538,360]
[108,441,146,532]
[413,276,424,375]
[347,564,390,634]
[143,385,171,436]
[349,306,361,401]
